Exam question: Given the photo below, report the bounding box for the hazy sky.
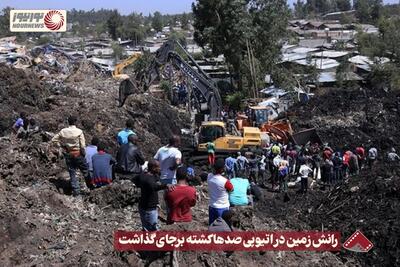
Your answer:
[0,0,398,15]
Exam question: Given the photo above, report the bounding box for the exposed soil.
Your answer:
[276,86,400,266]
[1,63,398,266]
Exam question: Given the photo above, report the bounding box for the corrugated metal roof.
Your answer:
[294,58,340,70]
[312,51,349,58]
[299,39,332,48]
[291,47,319,54]
[348,55,389,65]
[281,53,308,62]
[318,71,363,83]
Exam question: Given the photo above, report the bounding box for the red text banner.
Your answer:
[114,231,341,251]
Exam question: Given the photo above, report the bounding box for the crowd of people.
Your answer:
[11,113,400,232]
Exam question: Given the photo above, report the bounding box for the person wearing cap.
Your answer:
[207,158,234,225]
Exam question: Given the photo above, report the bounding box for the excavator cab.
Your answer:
[198,122,225,143]
[197,121,261,153]
[250,106,271,126]
[236,106,273,130]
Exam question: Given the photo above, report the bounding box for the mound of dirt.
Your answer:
[65,60,103,82]
[260,87,400,266]
[0,64,51,135]
[0,64,366,266]
[289,88,400,150]
[88,180,140,209]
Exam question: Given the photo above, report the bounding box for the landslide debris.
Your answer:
[0,64,350,266]
[289,88,400,150]
[0,64,50,135]
[262,87,400,266]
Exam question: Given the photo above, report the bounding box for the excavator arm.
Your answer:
[168,52,222,119]
[112,52,141,80]
[119,40,222,120]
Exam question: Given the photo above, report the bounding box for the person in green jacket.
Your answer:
[207,141,216,165]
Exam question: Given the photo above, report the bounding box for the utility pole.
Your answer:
[246,39,255,98]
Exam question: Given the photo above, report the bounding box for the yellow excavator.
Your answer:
[112,52,142,80]
[197,121,262,153]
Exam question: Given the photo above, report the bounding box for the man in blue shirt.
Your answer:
[85,136,99,179]
[91,142,116,188]
[229,177,251,206]
[12,112,27,133]
[117,119,136,145]
[225,154,237,179]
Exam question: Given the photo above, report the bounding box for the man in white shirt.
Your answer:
[299,163,313,193]
[154,135,182,185]
[51,115,88,197]
[208,158,234,225]
[368,147,378,169]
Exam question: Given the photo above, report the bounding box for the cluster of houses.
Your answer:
[1,9,390,92]
[280,10,387,88]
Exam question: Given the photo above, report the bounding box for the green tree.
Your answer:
[94,22,107,38]
[369,63,400,91]
[294,0,308,19]
[357,31,385,58]
[379,17,400,64]
[354,0,382,24]
[0,7,11,37]
[192,0,289,90]
[111,42,123,60]
[306,0,332,15]
[36,35,52,45]
[225,91,245,110]
[192,0,253,87]
[107,10,122,40]
[249,0,290,74]
[335,0,352,11]
[152,11,163,32]
[118,12,146,45]
[180,12,190,30]
[168,30,187,47]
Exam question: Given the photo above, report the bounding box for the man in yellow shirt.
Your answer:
[51,115,88,197]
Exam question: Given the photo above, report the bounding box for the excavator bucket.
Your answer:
[118,79,139,107]
[291,128,322,145]
[262,125,290,143]
[259,119,293,144]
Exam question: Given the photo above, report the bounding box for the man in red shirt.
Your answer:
[165,166,196,224]
[355,146,365,169]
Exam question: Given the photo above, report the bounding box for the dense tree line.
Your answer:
[292,0,391,24]
[293,0,352,19]
[192,0,290,94]
[0,7,192,41]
